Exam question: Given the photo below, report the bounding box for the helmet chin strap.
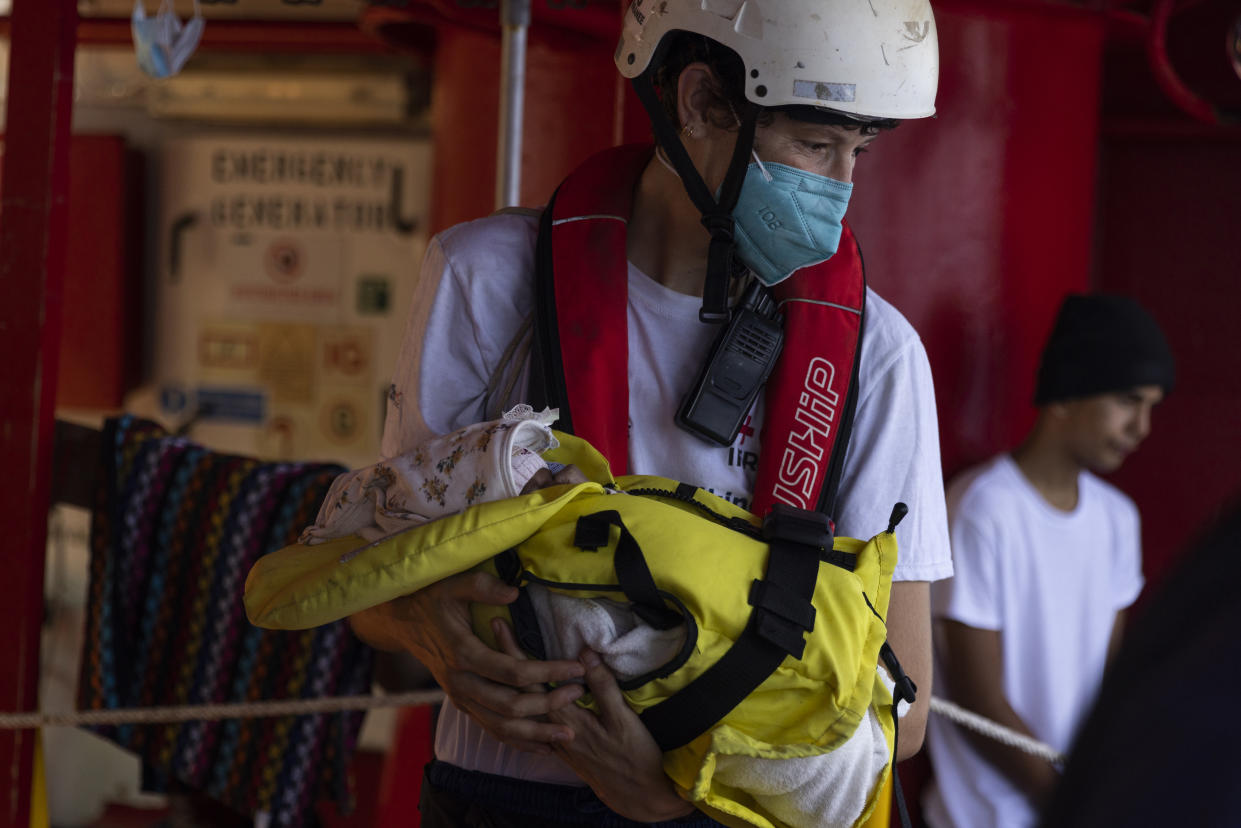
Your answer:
[631,72,758,323]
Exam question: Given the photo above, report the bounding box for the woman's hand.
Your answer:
[350,571,587,753]
[492,620,697,822]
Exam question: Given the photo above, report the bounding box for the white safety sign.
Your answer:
[151,134,431,468]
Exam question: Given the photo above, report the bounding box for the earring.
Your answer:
[680,123,697,139]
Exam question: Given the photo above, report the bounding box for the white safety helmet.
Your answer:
[615,0,939,120]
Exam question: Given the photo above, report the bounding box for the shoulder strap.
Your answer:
[531,146,865,518]
[529,144,653,474]
[751,224,866,519]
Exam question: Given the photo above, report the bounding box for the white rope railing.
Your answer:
[0,690,1065,766]
[0,689,446,730]
[929,696,1065,766]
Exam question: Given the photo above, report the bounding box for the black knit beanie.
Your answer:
[1034,294,1176,405]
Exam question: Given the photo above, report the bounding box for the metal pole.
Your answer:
[0,0,78,823]
[496,0,531,209]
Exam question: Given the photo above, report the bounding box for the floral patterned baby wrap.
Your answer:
[300,405,559,545]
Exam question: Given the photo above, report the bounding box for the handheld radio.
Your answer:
[676,280,784,446]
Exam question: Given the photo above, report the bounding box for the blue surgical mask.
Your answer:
[132,0,204,80]
[730,155,853,286]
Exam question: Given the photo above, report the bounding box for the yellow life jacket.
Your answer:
[244,433,909,828]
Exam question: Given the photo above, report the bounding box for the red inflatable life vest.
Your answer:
[529,144,866,519]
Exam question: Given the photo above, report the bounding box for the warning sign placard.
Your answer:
[258,323,317,404]
[320,327,373,386]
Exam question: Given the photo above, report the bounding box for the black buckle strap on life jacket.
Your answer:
[880,641,918,708]
[492,548,547,661]
[638,503,825,752]
[879,641,918,828]
[573,514,612,552]
[762,501,834,549]
[751,503,830,658]
[820,546,858,572]
[575,511,682,631]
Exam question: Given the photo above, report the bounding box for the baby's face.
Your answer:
[519,464,588,495]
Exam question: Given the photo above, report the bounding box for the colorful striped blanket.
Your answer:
[78,415,374,826]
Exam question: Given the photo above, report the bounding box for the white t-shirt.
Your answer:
[922,454,1144,828]
[382,210,953,784]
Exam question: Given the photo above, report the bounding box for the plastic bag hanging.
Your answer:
[132,0,204,79]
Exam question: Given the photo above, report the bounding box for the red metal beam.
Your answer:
[360,0,619,45]
[0,0,77,824]
[0,18,394,52]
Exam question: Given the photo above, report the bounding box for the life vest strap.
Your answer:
[579,511,683,631]
[638,505,825,752]
[881,641,917,828]
[494,548,549,661]
[531,144,866,515]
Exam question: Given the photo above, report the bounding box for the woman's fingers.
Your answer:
[491,617,545,693]
[543,649,690,822]
[444,641,583,715]
[371,570,594,753]
[576,648,630,730]
[453,633,587,690]
[491,616,586,717]
[430,572,586,689]
[545,649,621,739]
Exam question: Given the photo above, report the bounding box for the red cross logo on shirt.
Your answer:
[738,415,755,445]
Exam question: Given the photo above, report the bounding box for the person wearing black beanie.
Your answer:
[1034,293,1176,407]
[923,294,1174,828]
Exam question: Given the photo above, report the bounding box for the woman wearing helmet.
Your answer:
[352,1,951,825]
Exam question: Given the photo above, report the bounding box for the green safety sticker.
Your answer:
[357,276,392,315]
